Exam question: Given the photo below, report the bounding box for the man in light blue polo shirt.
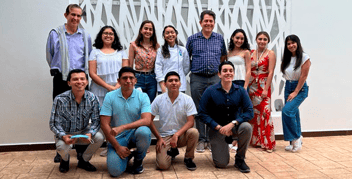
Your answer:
[100,67,152,177]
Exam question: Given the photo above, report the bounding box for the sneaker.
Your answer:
[292,136,302,153]
[184,158,197,171]
[130,159,144,174]
[59,158,70,173]
[54,152,61,163]
[229,144,238,153]
[234,159,250,173]
[100,148,108,157]
[196,141,205,153]
[286,136,303,151]
[206,142,211,152]
[77,159,97,172]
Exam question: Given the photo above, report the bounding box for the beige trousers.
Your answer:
[156,128,199,170]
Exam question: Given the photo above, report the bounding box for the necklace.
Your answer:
[255,48,267,82]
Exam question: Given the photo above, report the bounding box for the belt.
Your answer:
[135,70,155,75]
[194,72,217,78]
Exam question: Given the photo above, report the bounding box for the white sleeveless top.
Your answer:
[88,49,127,97]
[228,55,246,81]
[283,53,310,81]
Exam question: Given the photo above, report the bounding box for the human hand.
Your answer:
[110,126,125,136]
[115,146,131,159]
[63,135,77,145]
[287,91,298,102]
[219,123,235,136]
[156,138,166,153]
[170,134,178,148]
[81,133,92,144]
[261,89,268,98]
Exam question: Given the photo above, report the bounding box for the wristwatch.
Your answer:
[231,120,238,126]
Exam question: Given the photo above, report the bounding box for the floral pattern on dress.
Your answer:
[248,50,276,150]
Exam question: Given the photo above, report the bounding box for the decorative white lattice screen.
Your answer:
[70,0,291,113]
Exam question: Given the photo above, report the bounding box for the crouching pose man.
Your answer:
[150,71,199,171]
[198,61,254,173]
[49,69,104,173]
[100,67,152,177]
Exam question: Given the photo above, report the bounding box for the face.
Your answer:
[102,28,115,46]
[218,65,234,82]
[232,32,245,48]
[140,23,154,39]
[200,14,215,34]
[118,72,136,91]
[287,40,297,54]
[165,75,181,92]
[67,72,88,92]
[256,34,269,49]
[164,27,177,46]
[64,7,82,27]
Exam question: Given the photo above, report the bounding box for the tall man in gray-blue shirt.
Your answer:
[46,4,92,163]
[186,10,227,153]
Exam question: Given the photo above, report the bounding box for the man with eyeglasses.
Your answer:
[46,4,92,163]
[100,67,152,177]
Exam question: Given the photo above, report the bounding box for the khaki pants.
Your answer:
[156,128,199,170]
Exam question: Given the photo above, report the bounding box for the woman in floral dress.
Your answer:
[248,31,276,152]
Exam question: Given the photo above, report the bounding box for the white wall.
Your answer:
[0,0,69,145]
[0,0,351,145]
[289,0,352,132]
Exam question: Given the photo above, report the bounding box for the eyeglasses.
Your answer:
[103,32,114,36]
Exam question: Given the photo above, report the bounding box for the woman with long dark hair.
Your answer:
[248,31,276,153]
[128,20,160,102]
[155,25,190,94]
[281,35,311,152]
[227,29,251,152]
[89,25,128,106]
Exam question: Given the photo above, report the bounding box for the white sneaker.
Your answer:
[292,136,303,152]
[100,148,108,157]
[286,136,303,151]
[196,142,205,153]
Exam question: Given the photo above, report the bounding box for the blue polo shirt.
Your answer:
[100,88,151,137]
[198,82,254,130]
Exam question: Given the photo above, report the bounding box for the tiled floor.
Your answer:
[1,136,352,178]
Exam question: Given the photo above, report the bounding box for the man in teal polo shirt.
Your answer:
[100,67,152,177]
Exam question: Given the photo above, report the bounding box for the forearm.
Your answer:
[101,122,121,149]
[90,73,113,90]
[293,75,308,93]
[121,116,151,131]
[174,120,194,137]
[122,59,129,67]
[149,120,162,140]
[244,71,251,89]
[264,72,274,91]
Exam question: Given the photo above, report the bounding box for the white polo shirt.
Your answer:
[151,92,197,137]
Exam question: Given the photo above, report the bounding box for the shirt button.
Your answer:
[227,107,229,109]
[227,114,230,116]
[227,99,229,101]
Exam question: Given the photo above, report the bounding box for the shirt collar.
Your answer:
[165,92,181,104]
[69,90,87,101]
[196,31,215,39]
[117,88,136,100]
[215,81,239,93]
[64,24,82,34]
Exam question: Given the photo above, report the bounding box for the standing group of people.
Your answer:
[46,4,311,177]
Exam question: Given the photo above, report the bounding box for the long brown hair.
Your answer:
[135,20,158,50]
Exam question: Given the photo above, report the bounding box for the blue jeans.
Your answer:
[107,126,151,177]
[135,73,157,102]
[190,73,220,142]
[282,81,308,141]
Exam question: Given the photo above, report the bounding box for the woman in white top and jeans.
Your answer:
[281,35,311,152]
[155,25,190,94]
[226,29,251,152]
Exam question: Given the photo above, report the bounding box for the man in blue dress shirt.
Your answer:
[199,61,253,173]
[186,10,227,152]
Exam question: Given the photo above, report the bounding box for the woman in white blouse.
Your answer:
[89,26,128,106]
[280,35,311,152]
[155,25,190,94]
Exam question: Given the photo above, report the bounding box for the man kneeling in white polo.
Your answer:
[150,71,199,171]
